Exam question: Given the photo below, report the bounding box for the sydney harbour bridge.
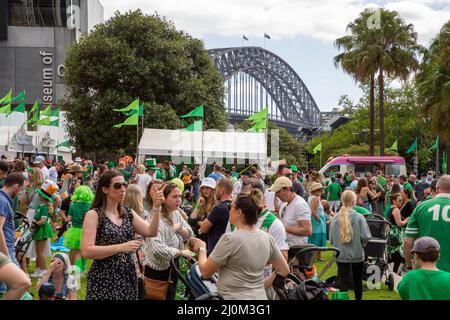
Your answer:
[208,47,321,139]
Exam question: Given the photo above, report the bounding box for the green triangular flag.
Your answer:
[406,139,417,154]
[0,104,11,114]
[247,107,268,123]
[182,120,203,131]
[312,142,322,154]
[33,117,51,127]
[443,152,447,174]
[113,113,139,128]
[179,105,204,118]
[11,91,25,102]
[56,140,70,148]
[23,100,41,126]
[248,118,268,132]
[125,103,144,117]
[50,119,59,127]
[430,137,439,151]
[0,89,12,104]
[389,140,398,152]
[51,108,60,117]
[10,102,26,114]
[41,105,53,116]
[113,99,139,113]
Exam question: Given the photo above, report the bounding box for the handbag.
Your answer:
[135,252,146,300]
[143,269,173,300]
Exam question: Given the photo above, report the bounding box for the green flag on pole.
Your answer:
[443,152,447,174]
[406,139,417,154]
[41,105,53,116]
[0,104,11,114]
[11,91,25,102]
[312,143,322,154]
[113,99,140,113]
[113,113,139,128]
[182,120,203,131]
[179,105,204,118]
[56,140,70,148]
[125,103,144,117]
[389,140,398,152]
[247,107,268,123]
[0,89,12,104]
[33,117,51,127]
[50,119,59,127]
[10,102,26,114]
[23,100,41,126]
[431,137,439,151]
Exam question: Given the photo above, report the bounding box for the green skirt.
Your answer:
[33,223,54,241]
[64,227,83,250]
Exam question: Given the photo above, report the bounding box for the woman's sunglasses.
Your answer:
[112,182,127,190]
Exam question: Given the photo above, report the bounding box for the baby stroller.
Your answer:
[273,244,340,300]
[363,213,394,290]
[14,211,34,265]
[170,257,223,300]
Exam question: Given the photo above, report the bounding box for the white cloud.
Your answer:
[102,0,448,44]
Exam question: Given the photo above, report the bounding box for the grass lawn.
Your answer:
[21,247,400,300]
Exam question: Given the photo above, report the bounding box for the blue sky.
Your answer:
[104,0,449,111]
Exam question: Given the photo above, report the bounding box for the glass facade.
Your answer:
[9,0,80,27]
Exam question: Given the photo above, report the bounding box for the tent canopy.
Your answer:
[138,129,267,162]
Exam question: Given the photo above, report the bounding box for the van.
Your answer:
[319,156,407,177]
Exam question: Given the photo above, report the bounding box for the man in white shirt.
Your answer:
[48,162,59,184]
[135,165,155,198]
[34,155,49,180]
[269,177,312,247]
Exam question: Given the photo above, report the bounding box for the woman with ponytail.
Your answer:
[191,193,289,300]
[329,190,372,300]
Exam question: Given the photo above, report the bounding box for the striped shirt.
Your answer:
[144,210,193,270]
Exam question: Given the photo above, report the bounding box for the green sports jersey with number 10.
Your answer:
[405,195,450,272]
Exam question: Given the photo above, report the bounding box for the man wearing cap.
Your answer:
[404,175,450,273]
[290,165,305,199]
[398,236,450,300]
[270,177,312,247]
[34,155,49,180]
[264,165,291,214]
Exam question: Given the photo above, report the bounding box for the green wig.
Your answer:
[71,186,94,204]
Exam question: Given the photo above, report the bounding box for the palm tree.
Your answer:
[335,9,422,156]
[417,21,450,173]
[334,14,378,156]
[372,10,423,155]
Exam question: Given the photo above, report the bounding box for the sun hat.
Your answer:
[200,177,216,190]
[269,176,293,193]
[33,155,45,164]
[68,164,83,173]
[309,182,325,193]
[37,180,58,202]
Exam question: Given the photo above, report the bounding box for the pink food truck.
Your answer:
[319,156,407,177]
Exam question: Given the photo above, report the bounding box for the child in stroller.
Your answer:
[170,256,223,300]
[272,244,341,300]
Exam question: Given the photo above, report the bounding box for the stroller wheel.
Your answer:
[385,274,395,291]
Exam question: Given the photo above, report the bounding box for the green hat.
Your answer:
[145,166,158,171]
[290,165,299,173]
[145,158,156,167]
[36,180,58,202]
[107,161,116,168]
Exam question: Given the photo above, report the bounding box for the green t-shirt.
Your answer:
[405,195,450,272]
[398,269,450,300]
[155,169,163,180]
[404,182,413,191]
[119,169,131,182]
[377,176,387,190]
[162,168,176,181]
[68,201,90,228]
[231,172,239,179]
[326,182,342,201]
[34,204,50,221]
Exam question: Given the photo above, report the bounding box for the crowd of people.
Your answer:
[0,155,449,300]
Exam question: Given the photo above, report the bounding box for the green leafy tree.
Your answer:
[417,21,450,173]
[62,10,227,158]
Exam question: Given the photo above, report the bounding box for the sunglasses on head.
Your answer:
[112,182,127,190]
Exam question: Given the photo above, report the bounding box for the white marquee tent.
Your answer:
[138,128,268,165]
